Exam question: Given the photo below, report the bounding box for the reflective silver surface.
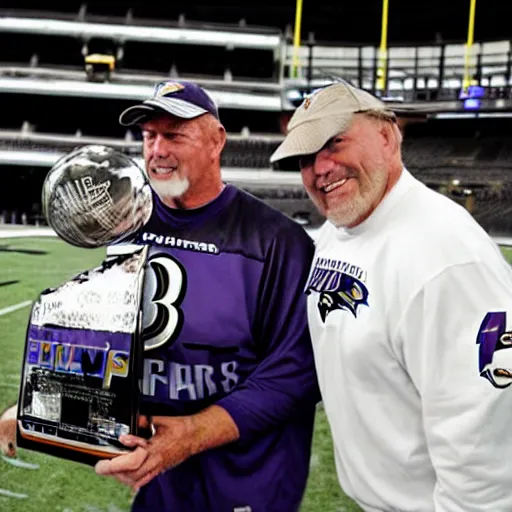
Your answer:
[42,145,152,248]
[30,246,149,333]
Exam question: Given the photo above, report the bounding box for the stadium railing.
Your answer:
[2,8,512,109]
[283,39,512,104]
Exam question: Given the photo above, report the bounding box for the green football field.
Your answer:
[2,236,512,512]
[0,235,362,512]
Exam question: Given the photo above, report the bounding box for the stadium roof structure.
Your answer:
[1,0,512,43]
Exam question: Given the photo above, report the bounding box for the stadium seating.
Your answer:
[1,2,512,232]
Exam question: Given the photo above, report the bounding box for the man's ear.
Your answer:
[379,122,401,156]
[213,125,227,157]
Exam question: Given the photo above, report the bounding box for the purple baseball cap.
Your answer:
[119,80,219,126]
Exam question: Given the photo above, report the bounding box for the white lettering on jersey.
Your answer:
[142,232,219,254]
[142,360,239,401]
[142,253,186,351]
[221,361,240,393]
[170,363,197,400]
[194,365,217,399]
[142,358,167,396]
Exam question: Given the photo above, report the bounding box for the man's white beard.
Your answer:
[150,176,190,202]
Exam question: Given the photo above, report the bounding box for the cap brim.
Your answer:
[270,114,353,163]
[119,97,208,126]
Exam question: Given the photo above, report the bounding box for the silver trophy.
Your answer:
[19,143,153,464]
[42,145,153,248]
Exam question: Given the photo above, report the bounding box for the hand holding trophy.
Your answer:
[17,145,152,466]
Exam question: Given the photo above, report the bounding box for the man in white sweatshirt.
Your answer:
[270,82,512,512]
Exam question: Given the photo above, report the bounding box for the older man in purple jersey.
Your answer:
[94,80,320,512]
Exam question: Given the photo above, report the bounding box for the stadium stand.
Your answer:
[1,1,512,234]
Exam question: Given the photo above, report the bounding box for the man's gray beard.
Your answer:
[150,177,190,202]
[323,169,388,228]
[327,195,370,228]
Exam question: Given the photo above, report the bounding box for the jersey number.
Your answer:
[142,253,187,351]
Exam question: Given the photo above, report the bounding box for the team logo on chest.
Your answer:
[305,257,369,322]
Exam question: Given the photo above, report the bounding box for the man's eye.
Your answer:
[299,155,314,168]
[329,137,343,147]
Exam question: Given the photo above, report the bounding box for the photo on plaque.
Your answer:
[17,245,148,466]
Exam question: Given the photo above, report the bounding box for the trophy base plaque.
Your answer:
[17,245,148,466]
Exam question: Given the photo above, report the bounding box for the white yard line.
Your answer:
[1,456,39,470]
[0,488,28,499]
[0,300,32,317]
[0,227,56,239]
[0,383,19,389]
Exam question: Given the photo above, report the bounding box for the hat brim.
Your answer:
[119,97,208,126]
[270,114,354,163]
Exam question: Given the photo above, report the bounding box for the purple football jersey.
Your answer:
[131,185,319,512]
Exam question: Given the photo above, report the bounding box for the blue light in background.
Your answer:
[464,98,481,110]
[459,85,485,100]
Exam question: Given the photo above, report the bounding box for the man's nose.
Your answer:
[313,149,335,176]
[152,135,169,158]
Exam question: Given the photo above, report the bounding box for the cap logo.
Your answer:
[155,82,185,97]
[303,97,312,110]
